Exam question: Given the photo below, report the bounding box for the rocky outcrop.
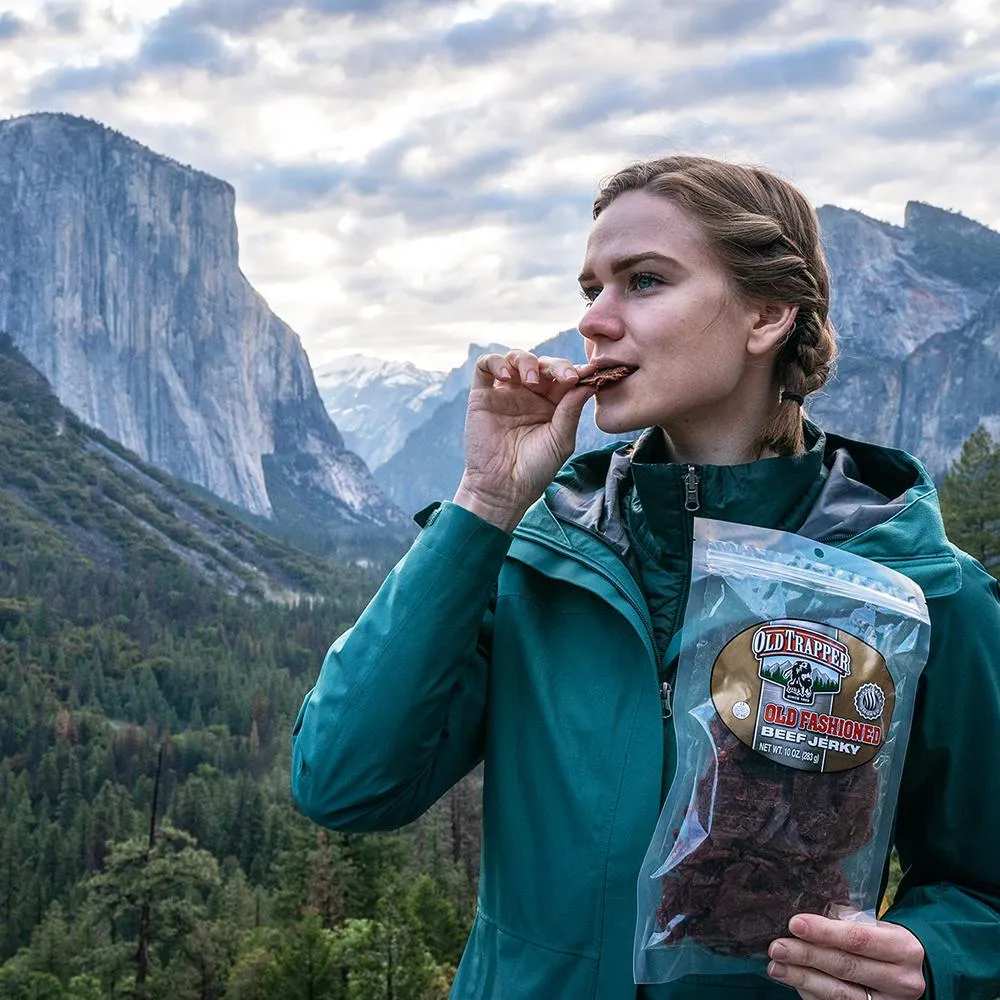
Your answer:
[0,112,411,548]
[807,202,1000,450]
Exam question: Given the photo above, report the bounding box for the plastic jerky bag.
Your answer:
[633,517,931,985]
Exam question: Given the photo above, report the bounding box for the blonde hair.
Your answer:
[592,155,838,459]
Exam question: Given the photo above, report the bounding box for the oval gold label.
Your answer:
[710,618,896,773]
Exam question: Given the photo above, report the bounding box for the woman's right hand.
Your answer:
[454,349,602,529]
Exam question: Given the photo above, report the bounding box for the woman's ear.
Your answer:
[746,301,799,357]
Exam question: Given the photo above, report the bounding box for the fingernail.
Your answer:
[789,916,807,935]
[562,368,577,379]
[767,962,787,978]
[526,371,538,383]
[770,943,788,961]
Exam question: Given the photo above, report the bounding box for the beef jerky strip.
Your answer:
[577,365,635,388]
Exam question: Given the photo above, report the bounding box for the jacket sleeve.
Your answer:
[881,553,1000,1000]
[289,499,513,833]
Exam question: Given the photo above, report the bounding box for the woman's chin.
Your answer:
[593,401,646,435]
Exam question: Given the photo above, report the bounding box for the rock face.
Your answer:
[807,202,1000,451]
[0,112,410,548]
[897,284,1000,473]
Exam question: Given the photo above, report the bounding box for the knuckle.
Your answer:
[846,925,871,952]
[905,940,925,965]
[904,973,926,998]
[779,963,804,985]
[833,951,860,980]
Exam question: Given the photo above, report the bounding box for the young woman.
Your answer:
[291,156,1000,999]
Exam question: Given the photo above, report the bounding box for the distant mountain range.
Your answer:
[322,203,1000,518]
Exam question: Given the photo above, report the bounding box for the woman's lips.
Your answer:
[577,365,638,389]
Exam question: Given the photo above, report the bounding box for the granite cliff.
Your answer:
[0,112,412,557]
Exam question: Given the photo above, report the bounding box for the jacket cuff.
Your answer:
[413,500,515,569]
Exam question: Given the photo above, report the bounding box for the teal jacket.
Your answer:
[290,417,1000,999]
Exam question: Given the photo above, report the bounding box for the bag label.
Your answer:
[710,617,895,772]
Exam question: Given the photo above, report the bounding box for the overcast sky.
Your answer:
[1,0,998,371]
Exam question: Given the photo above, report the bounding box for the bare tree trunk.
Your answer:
[133,742,164,997]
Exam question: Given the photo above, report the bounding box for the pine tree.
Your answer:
[260,915,345,999]
[939,424,1000,577]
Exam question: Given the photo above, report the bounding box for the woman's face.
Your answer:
[577,190,764,436]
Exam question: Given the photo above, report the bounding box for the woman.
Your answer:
[290,156,1000,999]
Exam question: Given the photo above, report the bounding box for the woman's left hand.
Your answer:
[767,913,927,999]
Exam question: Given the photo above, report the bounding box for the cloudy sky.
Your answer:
[1,0,998,372]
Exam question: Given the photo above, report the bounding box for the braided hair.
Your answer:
[591,156,838,459]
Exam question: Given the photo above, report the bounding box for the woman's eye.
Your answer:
[578,272,663,306]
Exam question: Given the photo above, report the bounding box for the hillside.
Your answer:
[0,333,389,602]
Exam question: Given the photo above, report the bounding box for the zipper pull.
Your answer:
[661,680,673,719]
[683,465,701,512]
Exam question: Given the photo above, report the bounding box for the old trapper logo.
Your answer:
[752,623,852,706]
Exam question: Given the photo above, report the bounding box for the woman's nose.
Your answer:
[578,300,625,342]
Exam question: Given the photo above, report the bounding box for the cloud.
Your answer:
[137,7,254,74]
[676,0,785,40]
[221,125,593,244]
[443,3,562,64]
[871,69,1000,141]
[28,3,256,101]
[31,62,137,98]
[900,31,960,63]
[675,36,872,96]
[7,0,1000,369]
[135,0,456,38]
[44,3,81,33]
[0,11,25,40]
[550,37,871,130]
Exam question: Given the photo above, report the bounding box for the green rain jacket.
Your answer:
[290,416,1000,999]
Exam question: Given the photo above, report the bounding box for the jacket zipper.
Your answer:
[663,465,701,721]
[683,464,701,512]
[660,680,672,718]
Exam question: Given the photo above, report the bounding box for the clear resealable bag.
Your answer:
[634,517,931,985]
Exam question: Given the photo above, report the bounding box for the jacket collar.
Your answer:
[513,416,961,600]
[625,418,828,544]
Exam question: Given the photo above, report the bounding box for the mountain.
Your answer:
[372,202,1000,514]
[806,201,1000,448]
[0,335,482,982]
[313,353,449,472]
[897,284,1000,473]
[0,112,413,559]
[0,334,359,602]
[314,343,517,474]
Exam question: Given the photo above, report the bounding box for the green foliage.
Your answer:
[0,334,480,994]
[939,424,1000,578]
